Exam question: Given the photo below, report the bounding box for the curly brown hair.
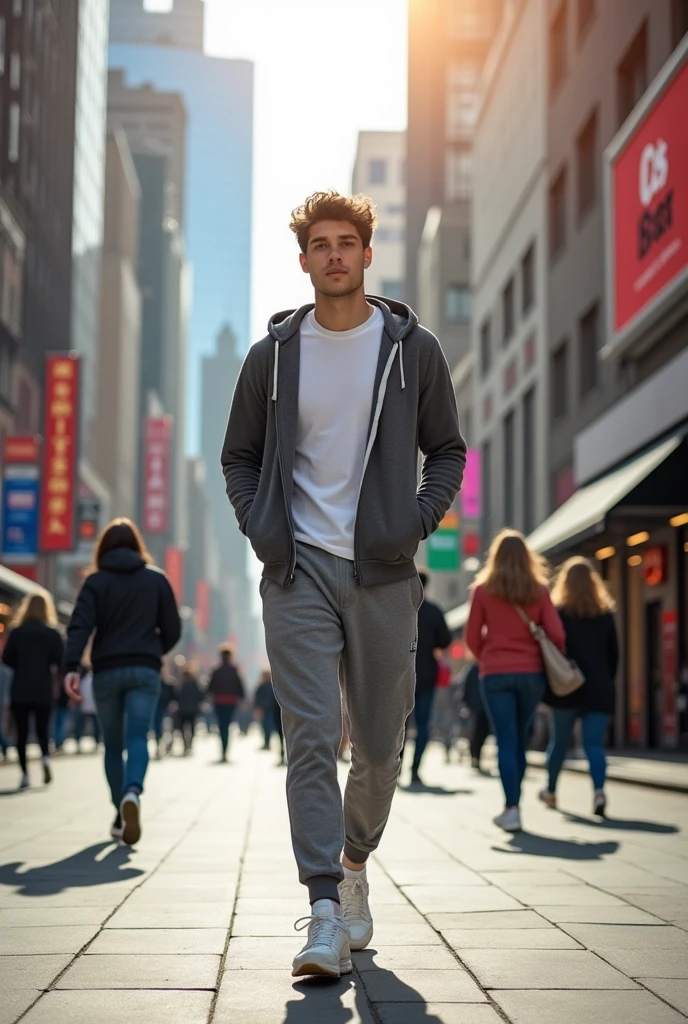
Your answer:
[289,190,378,253]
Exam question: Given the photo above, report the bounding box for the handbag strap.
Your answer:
[515,605,543,640]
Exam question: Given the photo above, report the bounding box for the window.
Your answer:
[502,277,515,345]
[12,0,22,15]
[550,1,567,95]
[579,302,600,395]
[576,107,598,219]
[552,341,569,419]
[374,227,404,243]
[446,147,472,202]
[480,318,491,377]
[369,159,387,185]
[522,243,535,315]
[577,0,595,42]
[8,103,19,162]
[503,411,515,527]
[617,21,647,128]
[381,280,403,302]
[9,52,20,90]
[672,0,688,49]
[446,63,480,141]
[523,388,535,534]
[445,284,471,325]
[549,167,567,257]
[482,439,492,544]
[386,204,405,215]
[0,19,5,75]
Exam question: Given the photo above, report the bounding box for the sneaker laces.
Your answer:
[339,877,369,921]
[294,914,349,951]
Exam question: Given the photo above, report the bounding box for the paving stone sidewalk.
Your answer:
[1,733,687,1023]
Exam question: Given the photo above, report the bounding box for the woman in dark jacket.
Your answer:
[2,593,63,790]
[64,518,181,844]
[540,557,619,817]
[176,662,204,755]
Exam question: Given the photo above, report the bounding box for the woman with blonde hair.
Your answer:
[64,518,181,844]
[2,592,63,789]
[540,557,618,817]
[466,530,565,831]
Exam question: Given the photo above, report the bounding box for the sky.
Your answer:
[204,0,409,347]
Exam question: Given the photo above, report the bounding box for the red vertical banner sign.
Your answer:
[195,579,210,632]
[661,610,678,746]
[39,354,80,552]
[143,416,172,534]
[164,546,184,606]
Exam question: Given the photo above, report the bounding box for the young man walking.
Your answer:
[222,191,465,977]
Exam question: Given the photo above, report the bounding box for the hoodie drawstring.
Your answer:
[272,339,279,402]
[398,337,406,390]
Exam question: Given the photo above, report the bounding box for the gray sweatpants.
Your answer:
[261,541,422,903]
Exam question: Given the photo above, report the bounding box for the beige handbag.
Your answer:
[515,607,585,698]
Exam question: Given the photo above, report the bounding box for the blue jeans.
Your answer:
[547,709,609,793]
[52,706,72,749]
[93,667,161,810]
[411,687,435,772]
[481,673,546,808]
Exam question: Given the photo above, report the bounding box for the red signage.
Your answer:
[164,546,184,606]
[661,609,678,746]
[39,354,80,552]
[142,416,172,535]
[195,579,210,633]
[4,436,40,464]
[642,545,667,586]
[609,51,688,345]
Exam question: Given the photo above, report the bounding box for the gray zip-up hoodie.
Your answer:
[221,296,466,587]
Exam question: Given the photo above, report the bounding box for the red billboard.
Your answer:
[39,354,80,552]
[142,416,172,535]
[195,579,210,633]
[4,436,41,464]
[164,546,184,606]
[606,44,688,354]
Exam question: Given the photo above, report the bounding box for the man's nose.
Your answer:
[328,248,343,262]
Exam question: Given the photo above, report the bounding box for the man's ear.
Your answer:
[299,252,309,274]
[364,246,373,270]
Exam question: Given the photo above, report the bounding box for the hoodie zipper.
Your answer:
[276,425,296,586]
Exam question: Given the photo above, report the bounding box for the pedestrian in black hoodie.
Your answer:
[2,593,63,790]
[64,518,181,844]
[207,644,245,762]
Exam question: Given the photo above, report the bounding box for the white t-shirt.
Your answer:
[292,306,383,560]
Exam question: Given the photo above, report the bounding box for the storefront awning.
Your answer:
[0,563,49,601]
[446,600,470,632]
[527,435,682,556]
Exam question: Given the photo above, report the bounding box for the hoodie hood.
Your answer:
[99,548,147,574]
[267,296,419,401]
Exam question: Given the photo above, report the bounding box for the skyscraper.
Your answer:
[109,0,205,51]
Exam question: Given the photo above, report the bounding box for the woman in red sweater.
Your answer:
[466,530,565,832]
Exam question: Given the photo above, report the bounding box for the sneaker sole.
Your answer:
[292,957,352,979]
[348,925,374,951]
[120,799,141,845]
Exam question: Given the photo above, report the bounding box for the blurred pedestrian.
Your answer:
[254,668,284,764]
[462,657,491,771]
[466,530,565,832]
[176,661,204,755]
[73,662,102,753]
[222,190,465,977]
[406,570,451,787]
[52,676,73,753]
[64,518,181,845]
[207,644,245,762]
[2,593,63,789]
[540,557,618,817]
[0,660,12,760]
[153,668,176,758]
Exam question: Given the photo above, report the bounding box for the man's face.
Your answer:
[299,220,372,298]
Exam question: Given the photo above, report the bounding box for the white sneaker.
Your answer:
[120,791,141,846]
[19,772,30,790]
[339,873,373,951]
[538,787,556,809]
[292,901,352,978]
[494,806,522,832]
[593,790,607,817]
[42,757,52,785]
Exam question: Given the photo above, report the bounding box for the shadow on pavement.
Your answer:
[561,811,680,833]
[283,959,446,1023]
[401,785,472,796]
[494,831,620,860]
[0,842,144,895]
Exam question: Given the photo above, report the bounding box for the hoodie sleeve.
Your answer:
[221,341,269,533]
[65,580,98,672]
[157,576,182,655]
[416,333,467,538]
[2,628,17,668]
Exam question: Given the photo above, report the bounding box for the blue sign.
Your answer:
[1,468,39,563]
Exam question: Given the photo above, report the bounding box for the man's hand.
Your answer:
[64,672,82,702]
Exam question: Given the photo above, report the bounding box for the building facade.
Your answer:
[109,0,204,51]
[351,131,406,302]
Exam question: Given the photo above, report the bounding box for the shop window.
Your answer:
[578,0,595,43]
[503,410,515,527]
[552,340,569,420]
[579,302,600,395]
[446,284,471,325]
[502,276,515,346]
[522,243,535,315]
[550,1,567,95]
[671,0,688,49]
[617,21,647,128]
[523,388,535,534]
[480,317,491,377]
[549,166,567,258]
[577,107,598,219]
